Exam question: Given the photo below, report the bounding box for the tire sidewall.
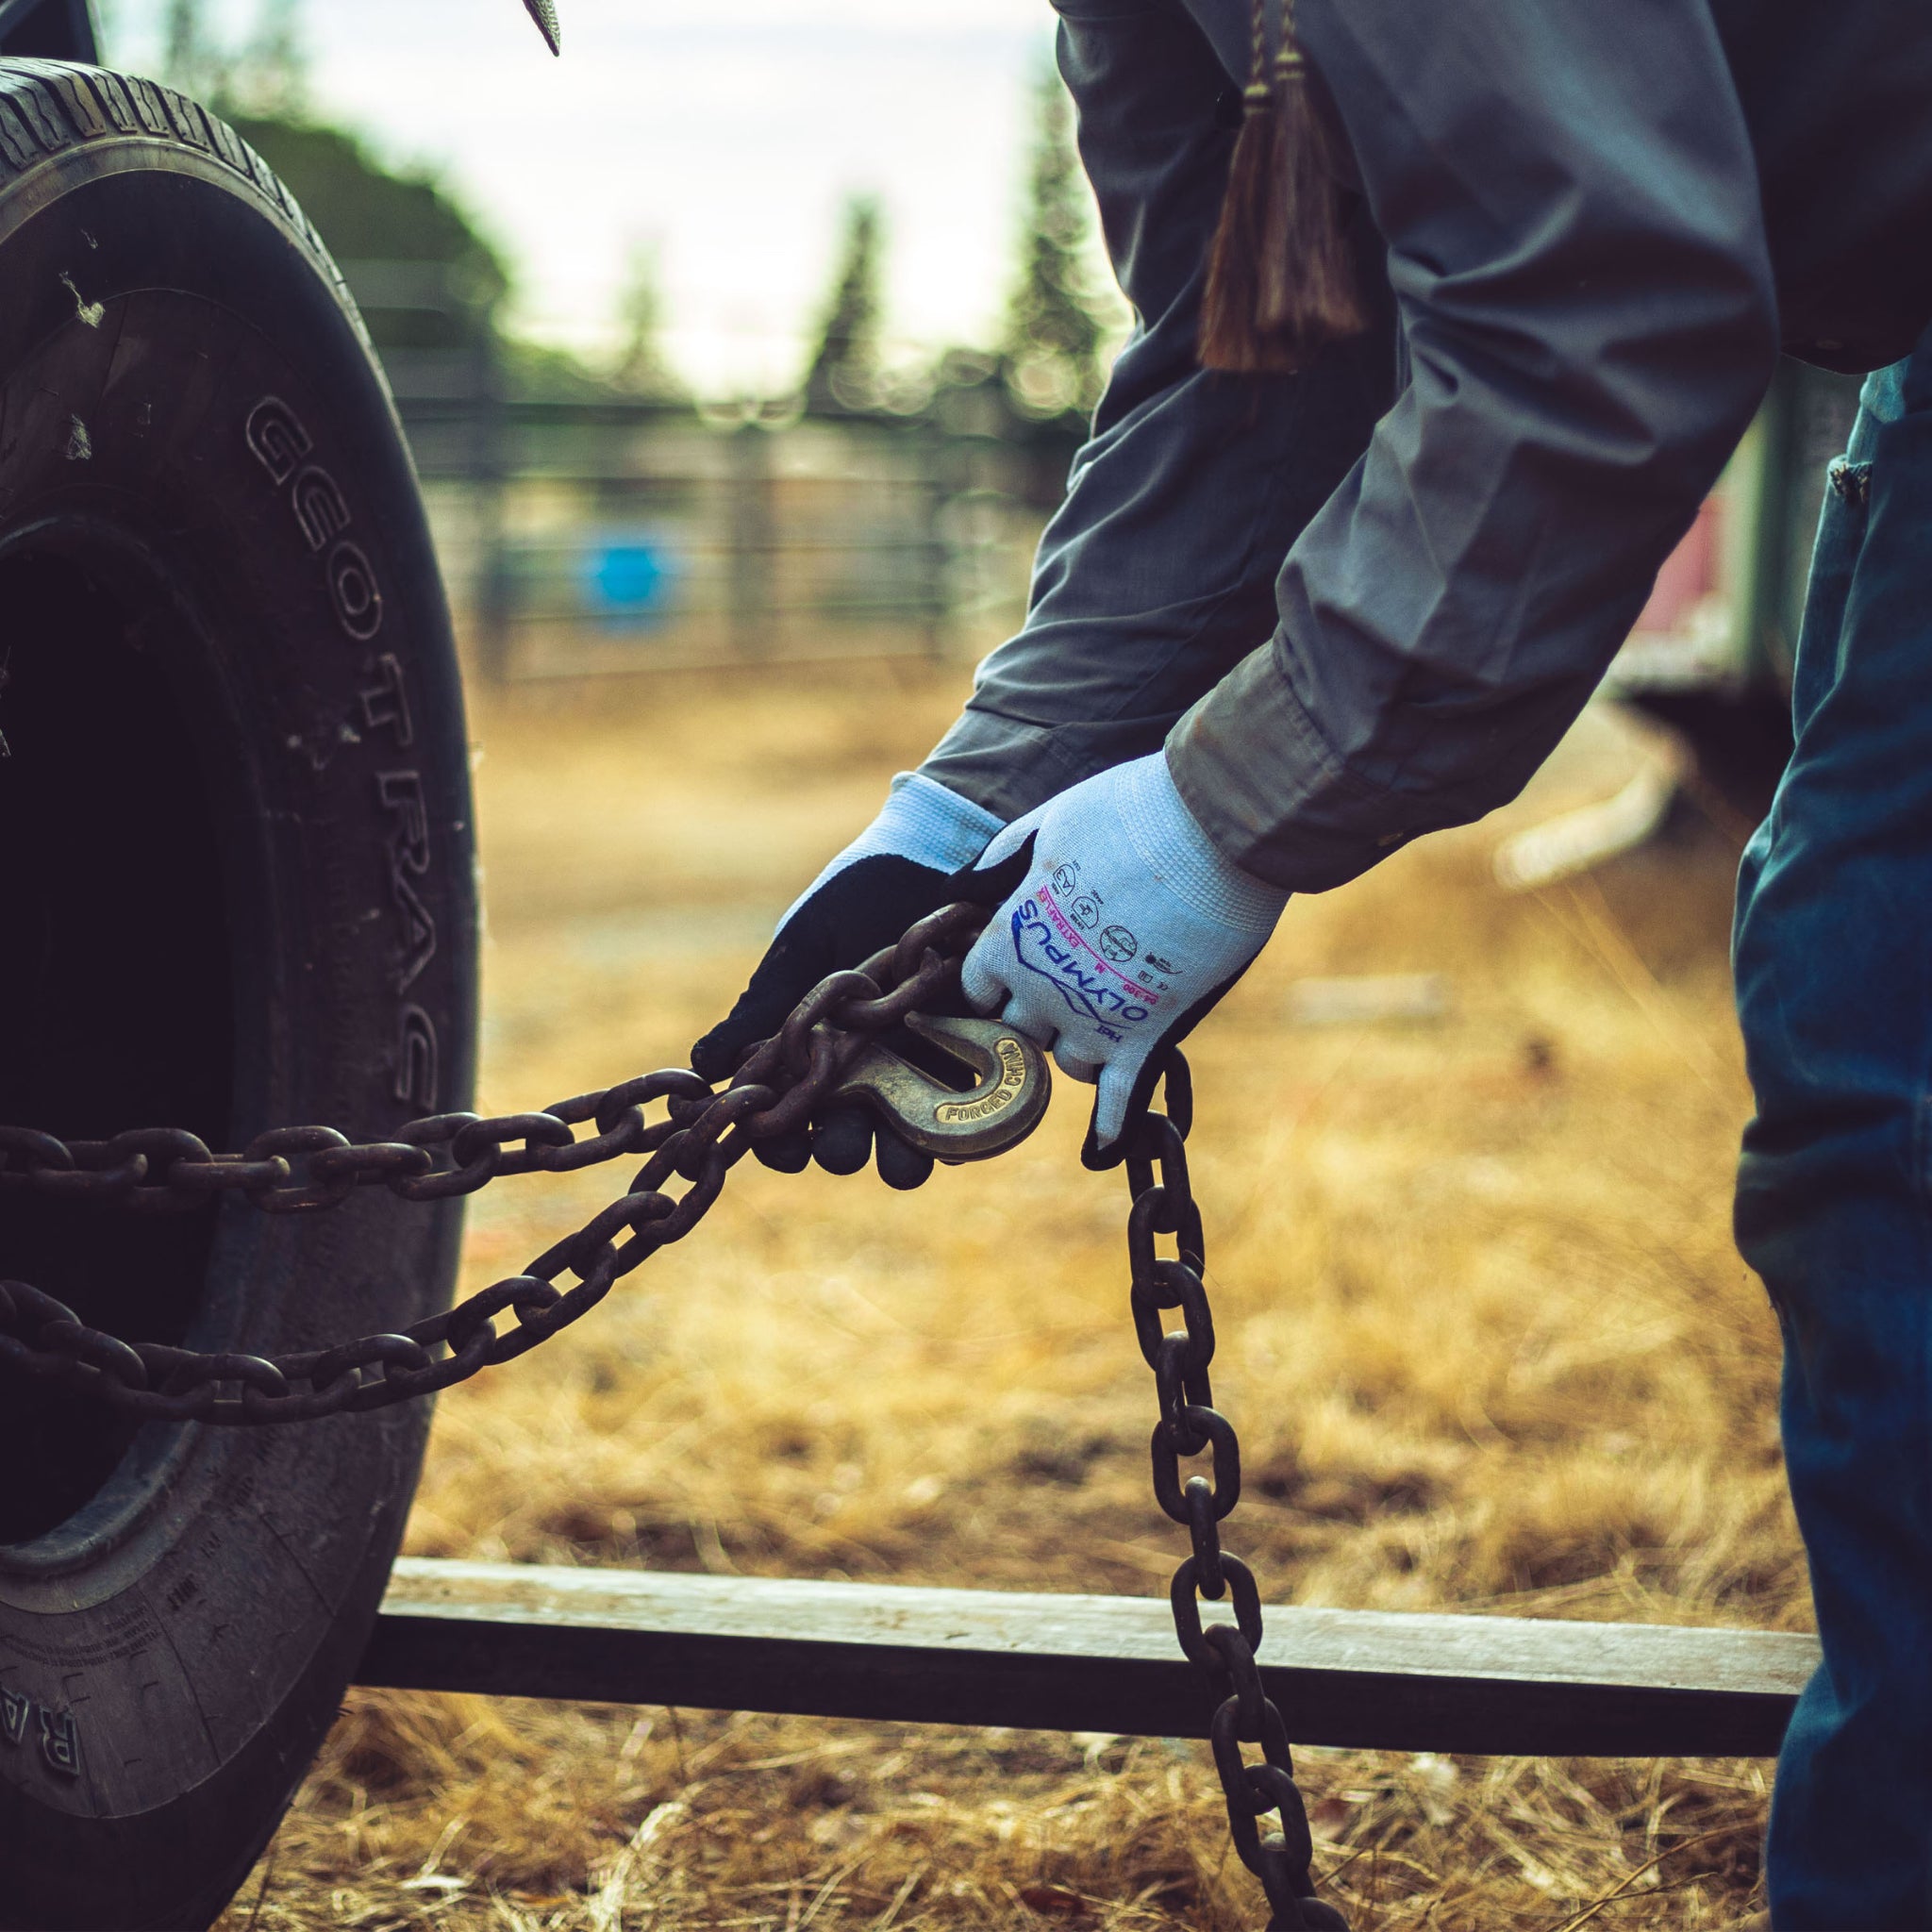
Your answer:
[0,81,476,1931]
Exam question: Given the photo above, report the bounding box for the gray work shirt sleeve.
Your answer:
[1167,0,1780,891]
[920,0,1393,826]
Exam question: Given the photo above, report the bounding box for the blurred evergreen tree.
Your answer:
[148,0,638,406]
[234,117,642,403]
[613,243,681,398]
[802,194,884,415]
[1001,65,1120,421]
[229,114,508,358]
[235,0,308,117]
[160,0,301,112]
[151,1,506,361]
[161,0,224,100]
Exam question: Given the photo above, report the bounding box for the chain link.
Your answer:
[0,906,1340,1927]
[0,904,981,1427]
[1122,1064,1343,1932]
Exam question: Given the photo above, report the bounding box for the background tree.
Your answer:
[161,0,223,100]
[134,0,644,408]
[1000,66,1123,421]
[234,0,308,117]
[160,0,303,117]
[612,243,680,399]
[802,194,885,415]
[231,114,509,360]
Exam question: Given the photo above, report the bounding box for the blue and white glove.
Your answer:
[691,772,1004,1187]
[959,753,1289,1164]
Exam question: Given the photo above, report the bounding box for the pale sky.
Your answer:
[103,0,1066,394]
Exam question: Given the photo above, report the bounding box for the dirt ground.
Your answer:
[215,662,1799,1932]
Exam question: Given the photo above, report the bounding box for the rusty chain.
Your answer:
[0,904,982,1428]
[1123,1063,1341,1932]
[0,898,1338,1927]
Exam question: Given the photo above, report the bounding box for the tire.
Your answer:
[0,61,477,1929]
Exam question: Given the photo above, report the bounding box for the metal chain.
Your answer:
[1124,1060,1342,1932]
[0,905,983,1427]
[1,907,1338,1928]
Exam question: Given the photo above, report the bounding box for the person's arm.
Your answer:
[690,0,1391,1183]
[1167,0,1780,891]
[920,0,1394,819]
[954,0,1778,1157]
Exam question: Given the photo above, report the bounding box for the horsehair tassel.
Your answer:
[1199,0,1282,371]
[1261,2,1368,357]
[1200,0,1368,374]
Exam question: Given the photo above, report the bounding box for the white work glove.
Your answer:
[958,752,1289,1164]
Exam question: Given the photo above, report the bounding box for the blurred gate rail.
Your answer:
[361,1559,1817,1757]
[348,262,1050,683]
[353,250,1867,711]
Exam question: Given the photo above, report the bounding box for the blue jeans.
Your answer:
[1734,340,1932,1928]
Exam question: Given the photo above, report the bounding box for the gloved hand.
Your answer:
[691,772,1004,1189]
[958,751,1289,1165]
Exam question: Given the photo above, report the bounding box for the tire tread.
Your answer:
[0,77,461,1924]
[0,58,346,294]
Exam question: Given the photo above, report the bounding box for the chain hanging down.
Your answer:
[1122,1062,1345,1932]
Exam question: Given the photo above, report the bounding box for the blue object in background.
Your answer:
[583,528,684,629]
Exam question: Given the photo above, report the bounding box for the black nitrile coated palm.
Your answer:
[691,855,966,1188]
[691,856,963,1077]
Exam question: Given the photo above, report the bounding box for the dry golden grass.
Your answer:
[216,662,1799,1932]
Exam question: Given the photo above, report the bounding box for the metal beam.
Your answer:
[361,1558,1816,1758]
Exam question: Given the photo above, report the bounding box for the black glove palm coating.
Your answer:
[691,855,966,1189]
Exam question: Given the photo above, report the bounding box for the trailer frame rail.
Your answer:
[361,1558,1815,1759]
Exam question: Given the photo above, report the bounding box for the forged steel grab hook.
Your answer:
[830,1013,1052,1162]
[521,0,561,55]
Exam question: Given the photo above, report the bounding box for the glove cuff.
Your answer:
[778,774,1005,932]
[1122,754,1290,934]
[871,771,1006,872]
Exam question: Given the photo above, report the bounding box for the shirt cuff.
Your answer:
[1165,641,1430,893]
[915,708,1111,825]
